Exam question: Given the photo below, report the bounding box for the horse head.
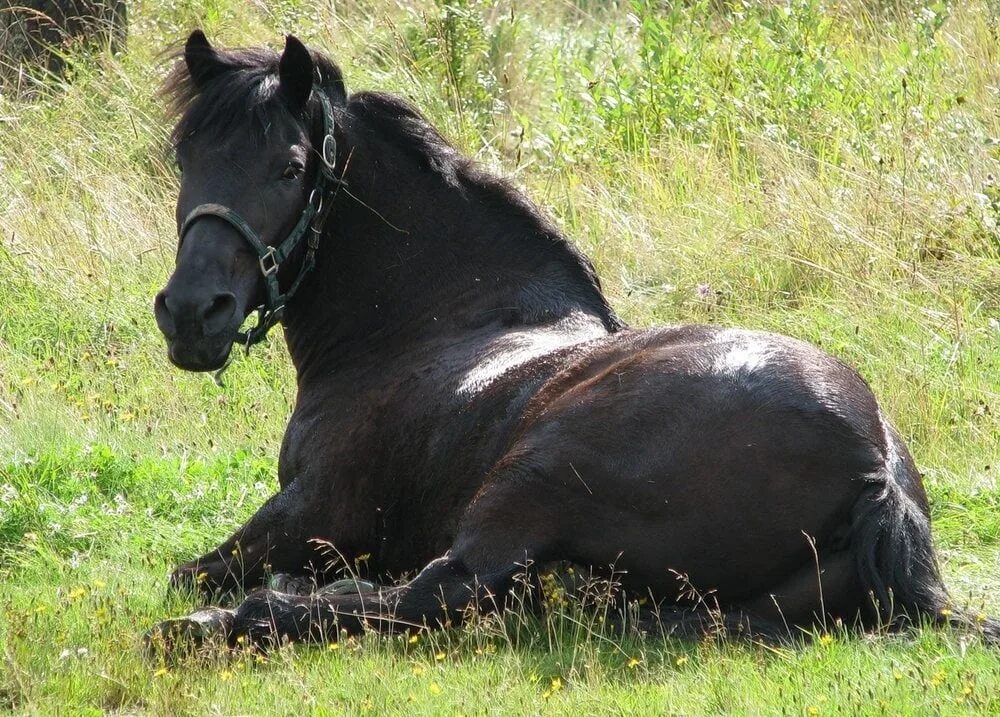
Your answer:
[154,30,346,371]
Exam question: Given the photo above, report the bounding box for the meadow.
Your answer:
[0,0,998,713]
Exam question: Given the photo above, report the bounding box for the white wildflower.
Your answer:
[0,484,17,504]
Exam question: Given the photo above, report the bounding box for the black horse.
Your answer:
[150,31,996,647]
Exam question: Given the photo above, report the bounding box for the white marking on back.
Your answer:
[712,335,772,376]
[457,311,606,395]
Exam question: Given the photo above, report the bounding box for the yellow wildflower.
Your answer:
[627,657,641,669]
[428,682,442,695]
[542,676,564,700]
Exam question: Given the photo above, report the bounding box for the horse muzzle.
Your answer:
[154,288,241,372]
[165,339,234,373]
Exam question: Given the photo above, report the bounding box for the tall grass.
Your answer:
[1,0,998,713]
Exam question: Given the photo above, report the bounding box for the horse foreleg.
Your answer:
[230,552,519,645]
[170,481,319,597]
[230,477,552,645]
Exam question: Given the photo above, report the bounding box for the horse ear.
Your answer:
[184,29,225,88]
[279,35,314,108]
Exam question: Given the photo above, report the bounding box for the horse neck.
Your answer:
[281,115,619,382]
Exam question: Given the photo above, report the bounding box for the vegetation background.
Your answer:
[1,0,997,713]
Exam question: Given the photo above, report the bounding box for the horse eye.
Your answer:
[282,162,303,181]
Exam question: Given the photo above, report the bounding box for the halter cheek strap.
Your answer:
[178,91,344,349]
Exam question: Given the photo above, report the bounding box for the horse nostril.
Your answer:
[200,293,238,335]
[154,290,177,338]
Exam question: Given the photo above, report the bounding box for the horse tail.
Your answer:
[851,421,1000,644]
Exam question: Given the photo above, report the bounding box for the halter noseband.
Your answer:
[178,90,344,349]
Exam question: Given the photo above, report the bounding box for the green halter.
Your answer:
[178,90,344,349]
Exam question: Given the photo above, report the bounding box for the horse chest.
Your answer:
[273,337,587,573]
[273,383,494,566]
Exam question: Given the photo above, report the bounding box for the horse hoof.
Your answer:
[267,574,377,596]
[318,578,378,596]
[268,573,316,596]
[143,607,234,661]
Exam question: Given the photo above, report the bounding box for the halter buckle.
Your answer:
[259,247,279,277]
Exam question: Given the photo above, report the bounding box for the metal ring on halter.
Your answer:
[308,188,323,213]
[321,134,337,170]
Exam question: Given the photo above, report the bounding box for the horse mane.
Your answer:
[161,42,623,332]
[348,91,624,331]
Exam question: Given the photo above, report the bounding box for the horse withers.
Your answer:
[149,30,997,648]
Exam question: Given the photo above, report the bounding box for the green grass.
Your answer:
[1,0,998,713]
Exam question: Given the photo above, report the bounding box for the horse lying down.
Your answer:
[147,30,998,651]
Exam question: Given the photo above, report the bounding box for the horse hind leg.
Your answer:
[737,547,865,637]
[614,602,792,645]
[740,420,1000,645]
[596,545,860,645]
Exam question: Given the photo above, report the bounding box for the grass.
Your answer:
[1,0,998,713]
